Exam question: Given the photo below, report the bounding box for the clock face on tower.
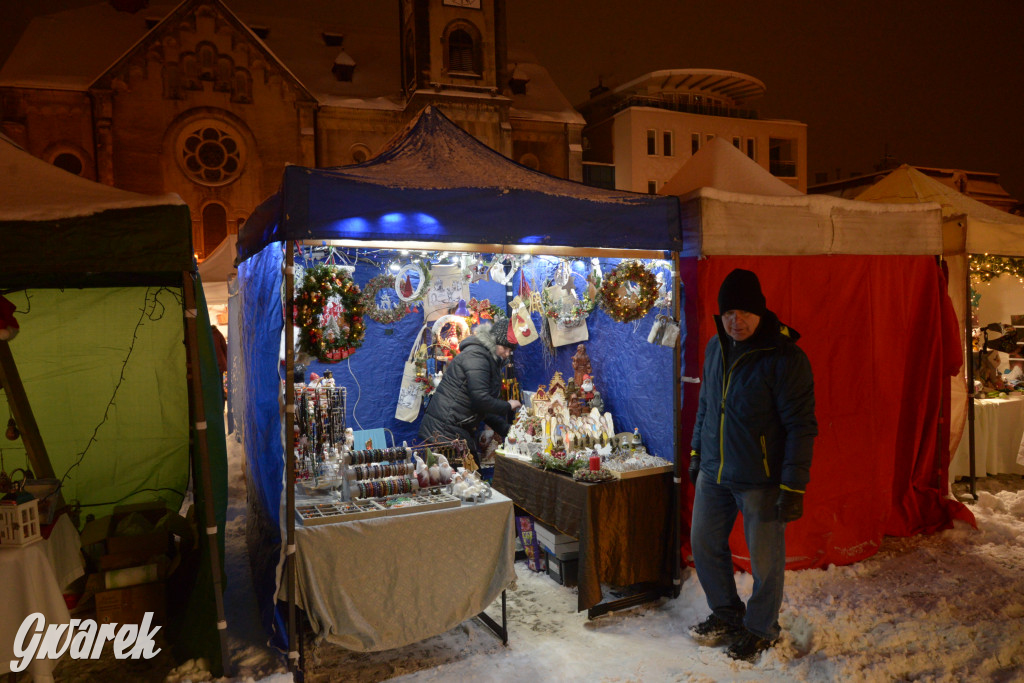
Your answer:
[443,0,481,7]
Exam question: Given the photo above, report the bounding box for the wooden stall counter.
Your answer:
[492,454,675,618]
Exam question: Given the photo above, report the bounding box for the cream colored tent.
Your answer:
[856,164,1024,484]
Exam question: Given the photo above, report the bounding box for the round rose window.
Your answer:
[177,123,244,186]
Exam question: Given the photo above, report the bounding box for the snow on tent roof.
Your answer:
[0,134,192,288]
[239,106,681,260]
[856,165,1024,257]
[660,136,802,198]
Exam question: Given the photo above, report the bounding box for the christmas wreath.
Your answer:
[295,264,366,362]
[599,260,659,322]
[395,262,431,303]
[360,274,412,324]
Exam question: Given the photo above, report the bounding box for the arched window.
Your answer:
[53,152,84,176]
[202,203,228,258]
[448,30,475,73]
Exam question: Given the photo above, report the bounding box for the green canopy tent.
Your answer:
[0,134,229,674]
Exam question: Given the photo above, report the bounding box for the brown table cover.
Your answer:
[493,455,674,611]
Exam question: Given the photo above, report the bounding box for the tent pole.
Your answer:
[670,251,682,597]
[965,261,977,500]
[284,242,300,673]
[181,270,231,676]
[0,341,57,483]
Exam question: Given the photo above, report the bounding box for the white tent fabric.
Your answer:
[675,187,942,257]
[0,133,182,221]
[855,165,1024,470]
[661,142,941,257]
[199,234,238,308]
[660,136,802,198]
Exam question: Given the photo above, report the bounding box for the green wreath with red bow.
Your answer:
[295,265,366,362]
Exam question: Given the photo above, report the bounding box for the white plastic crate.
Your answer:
[0,496,42,547]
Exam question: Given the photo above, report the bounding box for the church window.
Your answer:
[443,22,481,77]
[176,121,245,186]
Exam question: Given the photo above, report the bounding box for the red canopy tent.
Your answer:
[664,140,974,570]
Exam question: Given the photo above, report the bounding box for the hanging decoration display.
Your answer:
[541,286,594,328]
[970,254,1024,285]
[295,264,366,362]
[599,260,659,323]
[394,262,431,303]
[431,314,471,355]
[466,298,501,326]
[360,274,412,324]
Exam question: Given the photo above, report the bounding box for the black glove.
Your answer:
[776,489,804,523]
[688,451,701,486]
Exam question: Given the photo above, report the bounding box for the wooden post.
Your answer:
[284,243,299,673]
[181,271,231,676]
[670,251,683,597]
[0,340,56,480]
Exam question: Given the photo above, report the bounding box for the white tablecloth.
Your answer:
[42,514,85,591]
[951,396,1024,478]
[0,541,72,681]
[290,491,516,652]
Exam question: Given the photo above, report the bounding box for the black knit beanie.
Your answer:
[490,318,516,348]
[718,268,767,316]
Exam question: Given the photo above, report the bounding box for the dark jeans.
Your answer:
[690,472,786,640]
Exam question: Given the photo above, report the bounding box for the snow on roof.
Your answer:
[0,134,183,221]
[660,136,802,197]
[1,1,581,121]
[320,106,630,202]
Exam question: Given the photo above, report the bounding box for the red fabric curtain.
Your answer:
[680,255,974,571]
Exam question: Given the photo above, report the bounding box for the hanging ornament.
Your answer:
[0,295,20,341]
[394,262,431,303]
[5,417,19,441]
[360,274,412,324]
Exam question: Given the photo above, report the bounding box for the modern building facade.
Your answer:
[578,69,807,194]
[0,0,583,257]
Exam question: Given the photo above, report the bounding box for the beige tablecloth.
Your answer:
[951,396,1024,478]
[43,514,85,591]
[0,541,72,682]
[290,491,516,652]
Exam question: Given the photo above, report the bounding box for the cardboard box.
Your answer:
[95,581,166,626]
[545,550,578,587]
[534,520,579,556]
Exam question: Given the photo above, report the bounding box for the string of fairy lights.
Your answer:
[970,254,1024,285]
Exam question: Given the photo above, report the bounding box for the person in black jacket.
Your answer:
[687,268,817,662]
[419,319,522,455]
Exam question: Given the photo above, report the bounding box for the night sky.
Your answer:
[4,0,1023,199]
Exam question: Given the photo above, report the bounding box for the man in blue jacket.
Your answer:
[688,268,817,662]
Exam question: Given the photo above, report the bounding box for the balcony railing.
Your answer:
[770,160,797,177]
[612,95,759,120]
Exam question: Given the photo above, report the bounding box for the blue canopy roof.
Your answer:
[238,106,681,261]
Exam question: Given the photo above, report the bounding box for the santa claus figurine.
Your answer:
[580,374,596,403]
[0,295,19,341]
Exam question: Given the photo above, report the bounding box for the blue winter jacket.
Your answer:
[691,310,817,491]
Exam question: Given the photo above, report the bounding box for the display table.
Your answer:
[290,490,516,652]
[492,455,675,617]
[951,395,1024,478]
[0,542,72,682]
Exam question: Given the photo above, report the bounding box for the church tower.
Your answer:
[399,0,511,154]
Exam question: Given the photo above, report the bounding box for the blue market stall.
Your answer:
[235,107,685,657]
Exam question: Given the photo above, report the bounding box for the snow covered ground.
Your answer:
[55,433,1024,682]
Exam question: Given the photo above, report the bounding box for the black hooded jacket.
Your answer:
[418,329,512,450]
[691,310,817,491]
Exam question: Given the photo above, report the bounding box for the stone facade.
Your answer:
[0,0,583,257]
